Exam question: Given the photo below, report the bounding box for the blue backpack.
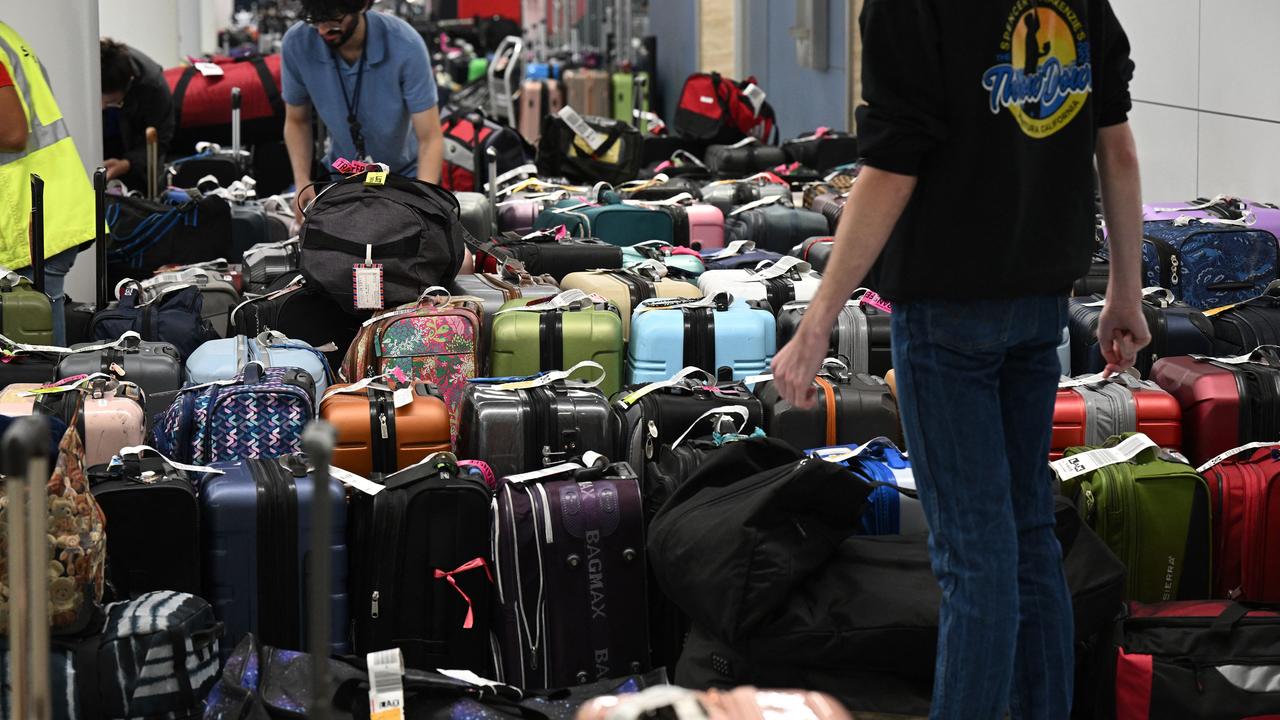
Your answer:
[1141,220,1279,310]
[89,283,216,360]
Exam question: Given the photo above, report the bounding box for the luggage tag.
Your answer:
[194,62,224,78]
[619,366,717,406]
[858,289,893,314]
[367,649,406,720]
[494,360,606,390]
[728,195,784,216]
[810,436,903,465]
[1196,441,1280,473]
[504,450,607,483]
[671,405,751,449]
[116,445,225,476]
[353,245,385,311]
[1190,345,1280,366]
[556,105,607,153]
[741,83,767,117]
[1049,432,1160,481]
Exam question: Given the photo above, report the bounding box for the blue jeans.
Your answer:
[890,295,1074,720]
[18,246,78,346]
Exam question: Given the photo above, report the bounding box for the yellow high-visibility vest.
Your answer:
[0,21,96,270]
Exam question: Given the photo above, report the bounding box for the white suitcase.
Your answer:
[696,256,823,313]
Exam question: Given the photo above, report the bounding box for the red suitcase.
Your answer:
[1197,445,1280,601]
[1150,351,1280,466]
[1050,374,1182,460]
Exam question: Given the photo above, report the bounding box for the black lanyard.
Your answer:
[332,33,369,159]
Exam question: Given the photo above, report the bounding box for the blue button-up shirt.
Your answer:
[281,11,438,176]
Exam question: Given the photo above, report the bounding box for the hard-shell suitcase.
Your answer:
[348,451,494,674]
[243,238,300,291]
[697,257,823,312]
[489,292,625,397]
[809,439,926,536]
[201,454,349,660]
[475,229,624,281]
[754,359,904,449]
[776,297,892,377]
[0,270,53,346]
[1073,255,1109,297]
[76,377,148,468]
[1140,219,1279,310]
[340,291,483,441]
[534,197,675,247]
[1207,281,1280,357]
[1069,289,1214,378]
[231,273,361,368]
[87,449,202,599]
[1196,446,1280,602]
[705,140,788,177]
[455,368,623,477]
[560,265,701,339]
[1150,350,1280,466]
[782,129,859,172]
[492,458,649,689]
[621,242,707,279]
[1057,433,1212,602]
[141,266,243,338]
[450,268,560,352]
[700,175,793,216]
[1051,373,1182,460]
[621,195,725,252]
[724,199,830,254]
[789,237,834,273]
[611,71,649,125]
[700,241,785,271]
[810,191,847,233]
[57,332,183,423]
[185,331,334,402]
[562,68,611,117]
[627,294,775,384]
[320,381,451,477]
[613,369,764,474]
[457,191,498,243]
[519,79,546,145]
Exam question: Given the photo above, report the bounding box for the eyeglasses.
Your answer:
[304,12,348,25]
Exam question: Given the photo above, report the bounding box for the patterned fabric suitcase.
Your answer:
[1051,373,1182,460]
[341,290,482,441]
[808,439,926,536]
[185,331,333,402]
[1069,290,1214,378]
[698,257,823,313]
[201,455,349,660]
[1196,445,1280,601]
[627,294,775,384]
[152,363,316,465]
[320,381,451,477]
[754,359,904,450]
[492,458,649,689]
[489,291,625,398]
[1151,351,1280,466]
[455,367,623,477]
[560,265,701,340]
[776,297,893,377]
[58,332,183,423]
[1141,219,1279,310]
[348,452,494,674]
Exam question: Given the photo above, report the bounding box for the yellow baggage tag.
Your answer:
[365,170,388,186]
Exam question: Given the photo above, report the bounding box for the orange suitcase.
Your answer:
[320,381,452,477]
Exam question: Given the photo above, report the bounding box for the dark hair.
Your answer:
[298,0,370,19]
[100,38,133,95]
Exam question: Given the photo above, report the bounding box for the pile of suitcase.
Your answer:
[4,83,1280,719]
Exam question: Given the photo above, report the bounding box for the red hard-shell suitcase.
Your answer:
[1050,374,1182,460]
[1196,446,1280,601]
[1150,352,1280,466]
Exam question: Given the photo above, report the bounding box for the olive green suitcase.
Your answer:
[0,271,53,345]
[489,290,624,397]
[559,264,700,340]
[1057,432,1212,603]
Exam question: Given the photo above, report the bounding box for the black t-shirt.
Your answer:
[858,0,1134,301]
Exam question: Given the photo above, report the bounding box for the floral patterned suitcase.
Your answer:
[340,290,483,441]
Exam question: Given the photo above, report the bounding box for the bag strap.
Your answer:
[493,360,607,390]
[671,405,751,449]
[814,376,837,446]
[116,444,225,476]
[169,65,201,127]
[247,56,284,118]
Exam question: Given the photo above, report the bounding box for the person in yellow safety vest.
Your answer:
[0,20,98,346]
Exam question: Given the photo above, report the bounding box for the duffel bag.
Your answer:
[440,108,532,192]
[536,108,642,185]
[104,189,234,290]
[164,54,284,150]
[674,72,779,145]
[298,170,466,314]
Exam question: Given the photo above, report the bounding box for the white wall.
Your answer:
[98,0,182,67]
[1114,0,1280,203]
[0,0,103,301]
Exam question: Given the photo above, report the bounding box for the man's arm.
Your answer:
[769,167,917,408]
[0,84,28,150]
[284,101,316,217]
[1095,122,1151,373]
[412,106,443,185]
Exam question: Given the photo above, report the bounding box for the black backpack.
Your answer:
[299,171,466,314]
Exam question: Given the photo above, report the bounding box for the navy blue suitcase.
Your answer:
[700,241,784,271]
[1069,289,1214,378]
[201,455,349,660]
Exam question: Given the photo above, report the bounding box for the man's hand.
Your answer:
[770,327,827,409]
[293,184,317,220]
[104,158,131,181]
[1097,298,1151,376]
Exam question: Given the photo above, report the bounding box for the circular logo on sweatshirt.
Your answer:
[982,0,1094,139]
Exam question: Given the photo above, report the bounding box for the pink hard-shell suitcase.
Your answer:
[685,202,726,251]
[80,378,147,466]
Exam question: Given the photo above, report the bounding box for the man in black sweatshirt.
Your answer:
[771,1,1147,718]
[100,39,175,191]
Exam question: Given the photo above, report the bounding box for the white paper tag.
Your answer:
[1058,372,1111,389]
[392,387,413,409]
[437,669,504,688]
[194,62,225,77]
[730,136,759,149]
[1196,441,1280,473]
[367,649,406,720]
[504,462,585,483]
[332,466,386,496]
[741,83,767,116]
[717,240,755,257]
[557,106,606,152]
[116,445,226,476]
[1049,433,1158,481]
[1191,352,1257,366]
[354,262,385,311]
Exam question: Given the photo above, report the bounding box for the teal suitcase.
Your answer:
[534,197,674,247]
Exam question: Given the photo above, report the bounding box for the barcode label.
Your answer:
[557,106,607,151]
[368,649,406,720]
[1049,433,1157,481]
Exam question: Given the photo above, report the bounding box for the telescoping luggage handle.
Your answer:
[1,415,53,720]
[671,405,752,449]
[302,421,337,720]
[29,174,45,293]
[94,167,110,310]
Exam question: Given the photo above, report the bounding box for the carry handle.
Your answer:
[618,366,717,406]
[753,256,811,281]
[301,420,336,720]
[417,285,453,305]
[29,174,45,294]
[672,405,751,449]
[94,168,109,310]
[230,87,242,165]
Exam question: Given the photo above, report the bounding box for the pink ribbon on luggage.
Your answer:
[433,557,494,629]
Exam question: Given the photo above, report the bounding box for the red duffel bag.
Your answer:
[164,55,284,149]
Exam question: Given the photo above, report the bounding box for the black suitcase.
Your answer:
[1073,256,1109,297]
[810,192,846,233]
[754,363,903,450]
[455,377,624,478]
[492,458,649,689]
[705,142,788,177]
[230,274,360,367]
[789,237,834,273]
[625,176,704,202]
[87,453,201,600]
[0,349,59,386]
[1209,282,1280,357]
[475,232,624,283]
[349,452,494,675]
[1069,290,1214,377]
[724,203,830,254]
[782,131,859,172]
[612,373,763,476]
[57,334,183,423]
[776,299,892,378]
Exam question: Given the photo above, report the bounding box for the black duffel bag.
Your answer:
[104,190,234,290]
[536,111,643,185]
[298,171,466,315]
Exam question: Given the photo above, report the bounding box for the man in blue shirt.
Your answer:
[282,0,445,218]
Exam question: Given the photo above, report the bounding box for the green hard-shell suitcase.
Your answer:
[0,271,53,346]
[489,290,625,397]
